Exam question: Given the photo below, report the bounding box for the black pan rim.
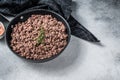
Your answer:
[5,9,71,63]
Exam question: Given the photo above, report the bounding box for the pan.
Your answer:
[5,9,71,63]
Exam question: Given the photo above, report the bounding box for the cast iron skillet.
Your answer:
[5,9,71,63]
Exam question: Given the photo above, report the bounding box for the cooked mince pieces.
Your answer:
[10,15,68,60]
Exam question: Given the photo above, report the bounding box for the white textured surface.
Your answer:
[1,0,120,80]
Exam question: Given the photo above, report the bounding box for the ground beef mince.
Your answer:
[10,15,68,60]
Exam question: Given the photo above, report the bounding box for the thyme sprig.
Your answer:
[36,28,45,46]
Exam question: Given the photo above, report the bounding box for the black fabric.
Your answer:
[0,0,99,42]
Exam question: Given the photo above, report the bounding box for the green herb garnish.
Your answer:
[36,28,45,46]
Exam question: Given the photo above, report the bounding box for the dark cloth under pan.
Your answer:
[0,0,99,42]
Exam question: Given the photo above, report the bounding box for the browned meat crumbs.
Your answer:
[10,14,68,60]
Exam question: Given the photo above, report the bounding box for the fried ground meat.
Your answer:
[10,14,68,60]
